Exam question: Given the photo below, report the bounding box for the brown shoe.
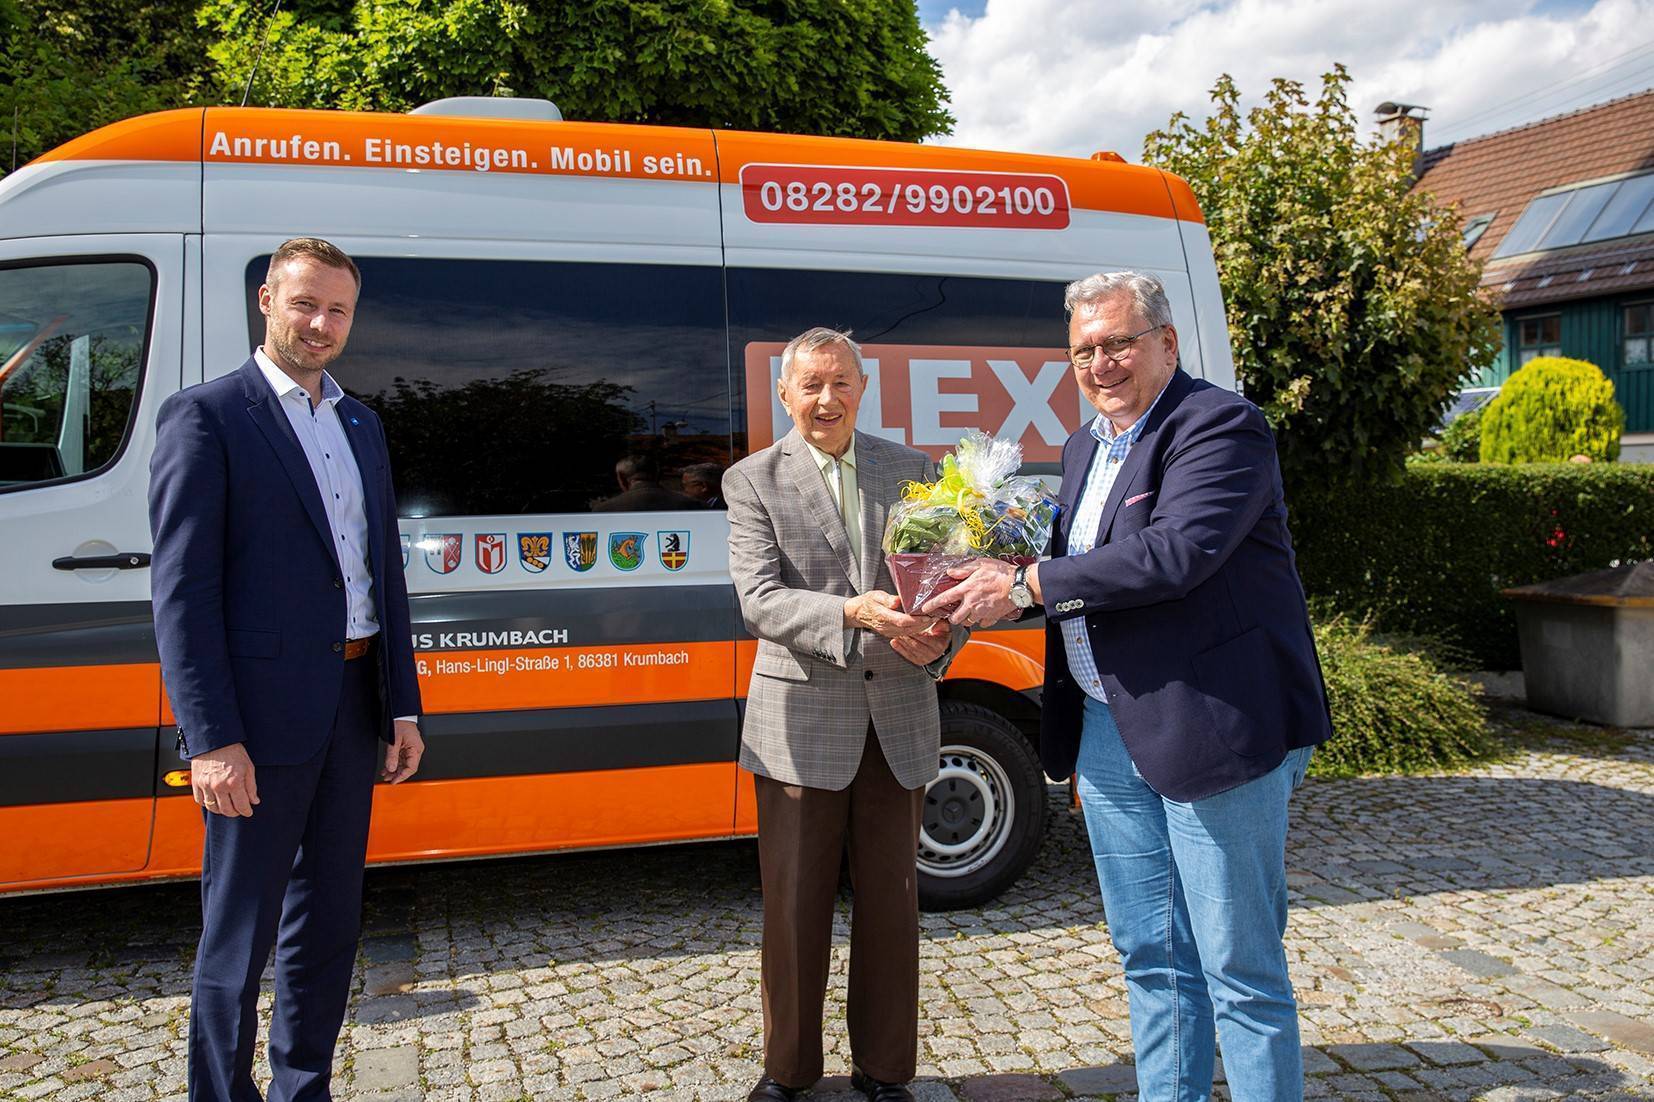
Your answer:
[851,1066,915,1102]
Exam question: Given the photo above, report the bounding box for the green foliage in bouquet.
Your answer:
[886,503,971,555]
[883,446,1057,558]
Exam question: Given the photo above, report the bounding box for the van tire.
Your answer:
[917,702,1047,911]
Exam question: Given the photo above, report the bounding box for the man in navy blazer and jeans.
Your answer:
[150,238,424,1102]
[931,271,1330,1101]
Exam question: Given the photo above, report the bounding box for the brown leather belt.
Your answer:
[344,637,375,661]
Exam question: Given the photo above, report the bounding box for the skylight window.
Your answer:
[1494,172,1654,258]
[1583,174,1654,242]
[1538,185,1614,249]
[1463,213,1494,249]
[1495,192,1570,257]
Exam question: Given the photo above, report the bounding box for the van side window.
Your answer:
[0,261,152,491]
[245,257,729,516]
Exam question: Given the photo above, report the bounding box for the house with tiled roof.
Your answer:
[1410,89,1654,456]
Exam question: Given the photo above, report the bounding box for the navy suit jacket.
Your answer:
[1037,369,1330,801]
[149,358,422,765]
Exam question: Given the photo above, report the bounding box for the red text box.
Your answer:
[740,163,1071,229]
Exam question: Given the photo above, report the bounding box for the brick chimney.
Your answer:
[1375,101,1429,179]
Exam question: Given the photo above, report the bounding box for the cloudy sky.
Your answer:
[917,0,1654,159]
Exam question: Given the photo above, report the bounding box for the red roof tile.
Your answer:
[1413,89,1654,305]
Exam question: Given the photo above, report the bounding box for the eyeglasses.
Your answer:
[1069,324,1164,368]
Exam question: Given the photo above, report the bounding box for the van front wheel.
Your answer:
[917,702,1047,911]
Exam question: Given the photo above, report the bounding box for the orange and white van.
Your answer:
[0,98,1232,906]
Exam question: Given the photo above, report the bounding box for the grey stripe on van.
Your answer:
[0,601,157,669]
[410,585,738,647]
[0,586,740,672]
[1,588,1034,674]
[0,728,156,807]
[152,699,740,796]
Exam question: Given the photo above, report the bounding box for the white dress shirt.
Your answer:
[1059,382,1171,703]
[254,348,379,640]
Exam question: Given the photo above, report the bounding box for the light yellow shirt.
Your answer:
[806,438,862,658]
[804,438,860,558]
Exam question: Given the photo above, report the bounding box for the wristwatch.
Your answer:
[1009,564,1034,610]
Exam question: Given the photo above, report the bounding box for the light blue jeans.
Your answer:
[1075,695,1312,1102]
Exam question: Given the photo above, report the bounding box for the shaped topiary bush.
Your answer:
[1480,356,1624,463]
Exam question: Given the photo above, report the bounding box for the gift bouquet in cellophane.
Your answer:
[881,431,1059,614]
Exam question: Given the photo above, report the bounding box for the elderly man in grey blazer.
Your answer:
[725,327,963,1102]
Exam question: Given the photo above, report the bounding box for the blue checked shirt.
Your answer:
[1058,385,1170,702]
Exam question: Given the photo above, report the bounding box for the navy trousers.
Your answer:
[188,654,381,1102]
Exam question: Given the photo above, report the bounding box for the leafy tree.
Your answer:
[1143,66,1500,492]
[0,0,212,177]
[199,0,953,141]
[1480,356,1623,464]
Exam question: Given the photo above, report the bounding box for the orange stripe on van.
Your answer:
[33,109,203,165]
[0,797,153,885]
[735,629,1043,698]
[0,763,747,893]
[946,630,1044,691]
[366,762,745,862]
[1161,172,1206,225]
[0,663,159,735]
[32,108,1204,223]
[198,107,719,182]
[716,131,1191,223]
[417,641,734,714]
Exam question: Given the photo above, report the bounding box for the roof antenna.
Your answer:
[10,102,18,174]
[240,0,286,108]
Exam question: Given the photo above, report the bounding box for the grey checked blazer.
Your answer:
[726,428,966,791]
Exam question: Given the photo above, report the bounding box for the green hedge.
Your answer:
[1310,618,1492,777]
[1292,463,1654,668]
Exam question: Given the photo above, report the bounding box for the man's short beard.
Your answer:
[270,329,337,374]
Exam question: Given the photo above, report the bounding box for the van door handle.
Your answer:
[52,552,151,570]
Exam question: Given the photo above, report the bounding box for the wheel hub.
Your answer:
[918,745,1016,878]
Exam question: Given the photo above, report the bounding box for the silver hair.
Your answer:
[1063,271,1174,329]
[780,326,865,380]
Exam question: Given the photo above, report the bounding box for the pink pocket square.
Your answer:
[1124,491,1155,507]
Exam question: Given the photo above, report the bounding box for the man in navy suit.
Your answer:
[930,271,1330,1101]
[150,238,424,1102]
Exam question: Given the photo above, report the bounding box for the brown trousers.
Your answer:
[754,728,925,1088]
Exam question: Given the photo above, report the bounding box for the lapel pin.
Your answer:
[349,417,359,425]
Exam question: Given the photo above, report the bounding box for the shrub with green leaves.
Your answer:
[1480,356,1624,463]
[1293,462,1654,667]
[1437,405,1484,462]
[1309,618,1492,778]
[1142,66,1500,494]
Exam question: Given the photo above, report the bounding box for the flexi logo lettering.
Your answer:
[745,343,1083,464]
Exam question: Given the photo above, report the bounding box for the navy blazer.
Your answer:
[149,358,422,765]
[1037,369,1330,801]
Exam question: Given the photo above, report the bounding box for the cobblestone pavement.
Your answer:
[2,712,1651,1101]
